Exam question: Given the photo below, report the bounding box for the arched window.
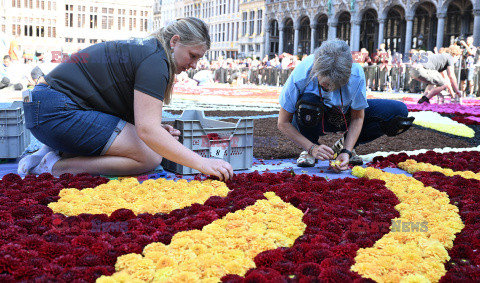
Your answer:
[284,18,294,54]
[315,15,328,49]
[384,7,405,54]
[337,12,351,45]
[298,17,311,55]
[360,9,378,55]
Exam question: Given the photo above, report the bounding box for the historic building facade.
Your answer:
[265,0,480,57]
[184,0,241,60]
[1,0,153,54]
[238,0,267,59]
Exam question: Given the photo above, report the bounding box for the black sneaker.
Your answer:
[417,95,430,104]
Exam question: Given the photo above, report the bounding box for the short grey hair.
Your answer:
[310,39,352,91]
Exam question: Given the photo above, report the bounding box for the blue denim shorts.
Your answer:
[23,83,126,156]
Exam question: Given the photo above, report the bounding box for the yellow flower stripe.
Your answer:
[351,167,464,283]
[49,178,230,216]
[399,159,480,181]
[413,121,474,138]
[97,192,306,283]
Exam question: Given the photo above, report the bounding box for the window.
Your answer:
[256,44,260,52]
[36,26,44,37]
[65,38,73,43]
[236,22,239,40]
[222,23,225,41]
[77,5,85,28]
[65,5,73,27]
[249,11,254,35]
[78,38,85,43]
[241,45,245,52]
[242,12,247,36]
[257,10,262,35]
[118,9,126,30]
[90,7,98,28]
[90,39,98,44]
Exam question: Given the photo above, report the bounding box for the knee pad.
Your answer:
[380,116,415,137]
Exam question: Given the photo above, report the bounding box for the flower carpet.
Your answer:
[1,149,480,282]
[1,87,480,281]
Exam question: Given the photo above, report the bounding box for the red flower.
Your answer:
[83,266,115,281]
[254,249,285,268]
[319,266,358,282]
[320,257,355,269]
[38,242,69,260]
[53,255,77,268]
[115,242,143,255]
[330,244,360,258]
[221,274,244,283]
[450,244,475,260]
[295,262,322,277]
[109,209,136,222]
[77,254,102,267]
[270,260,296,274]
[71,235,96,247]
[0,255,20,273]
[304,249,333,263]
[2,173,23,183]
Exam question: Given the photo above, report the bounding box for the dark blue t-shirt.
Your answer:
[45,37,169,124]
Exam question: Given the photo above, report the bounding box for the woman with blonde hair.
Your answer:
[412,45,462,104]
[19,17,234,181]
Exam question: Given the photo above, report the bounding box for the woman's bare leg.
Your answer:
[51,123,163,176]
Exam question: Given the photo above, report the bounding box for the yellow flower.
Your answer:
[49,178,230,216]
[351,166,463,282]
[103,192,306,282]
[399,274,430,283]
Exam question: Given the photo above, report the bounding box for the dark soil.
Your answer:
[165,110,474,160]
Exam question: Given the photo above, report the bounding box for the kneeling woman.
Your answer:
[19,18,233,181]
[278,39,414,172]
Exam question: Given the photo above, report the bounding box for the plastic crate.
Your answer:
[0,101,30,159]
[162,110,254,175]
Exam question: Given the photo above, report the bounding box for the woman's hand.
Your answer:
[161,124,181,140]
[331,152,349,172]
[311,144,335,161]
[199,158,234,181]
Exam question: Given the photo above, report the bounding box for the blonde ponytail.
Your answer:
[151,17,210,105]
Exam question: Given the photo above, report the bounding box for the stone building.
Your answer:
[265,0,480,57]
[0,0,153,54]
[184,0,241,60]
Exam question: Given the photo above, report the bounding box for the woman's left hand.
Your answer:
[162,124,181,140]
[331,152,349,172]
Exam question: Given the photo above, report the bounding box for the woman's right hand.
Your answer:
[199,158,234,181]
[311,144,335,161]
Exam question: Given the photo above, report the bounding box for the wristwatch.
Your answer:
[339,148,353,158]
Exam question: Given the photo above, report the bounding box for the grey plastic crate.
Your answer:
[161,110,254,175]
[0,101,30,159]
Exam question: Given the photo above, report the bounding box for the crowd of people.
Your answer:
[3,31,480,104]
[178,38,480,104]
